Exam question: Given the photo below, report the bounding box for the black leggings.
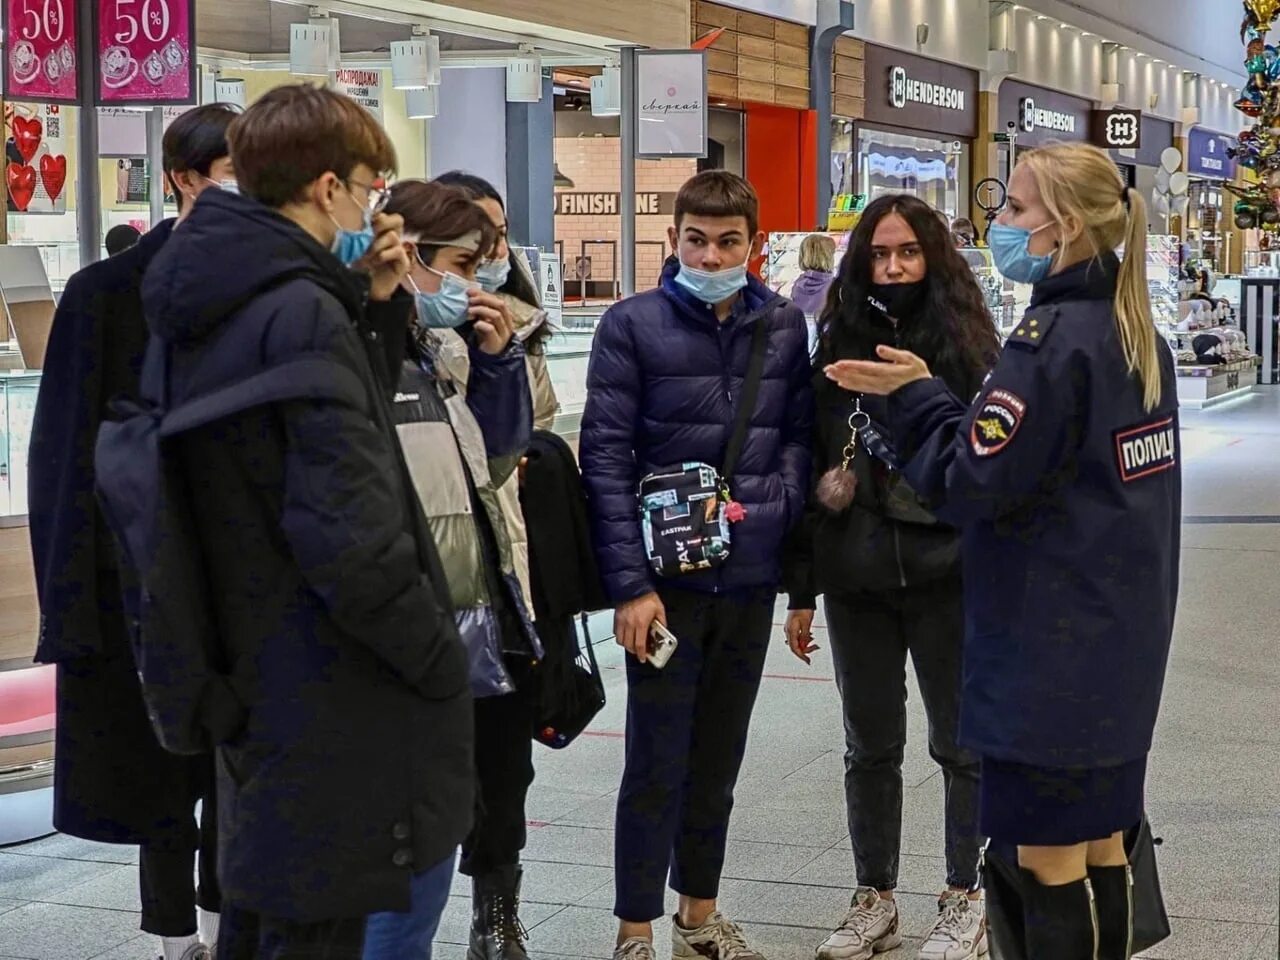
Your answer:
[139,764,221,937]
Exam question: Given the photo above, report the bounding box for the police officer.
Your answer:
[824,141,1180,960]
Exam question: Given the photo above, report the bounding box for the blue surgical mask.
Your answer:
[412,266,473,329]
[988,222,1056,284]
[476,257,511,293]
[329,187,375,266]
[674,262,749,305]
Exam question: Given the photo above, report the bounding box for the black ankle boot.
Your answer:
[1021,872,1100,960]
[1088,865,1133,960]
[468,864,530,960]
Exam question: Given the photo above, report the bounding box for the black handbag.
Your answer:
[637,318,769,578]
[981,815,1171,958]
[533,613,606,750]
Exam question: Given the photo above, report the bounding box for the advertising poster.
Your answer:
[97,0,196,105]
[4,102,68,214]
[331,68,384,123]
[635,50,707,159]
[2,0,80,104]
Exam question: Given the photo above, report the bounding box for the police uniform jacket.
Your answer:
[888,253,1180,770]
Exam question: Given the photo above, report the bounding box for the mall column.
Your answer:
[506,72,555,253]
[810,0,856,227]
[76,0,102,266]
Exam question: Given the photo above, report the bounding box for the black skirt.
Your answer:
[979,754,1147,846]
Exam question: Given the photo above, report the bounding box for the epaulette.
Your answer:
[1006,307,1058,350]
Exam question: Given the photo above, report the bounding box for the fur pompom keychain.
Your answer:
[816,397,871,514]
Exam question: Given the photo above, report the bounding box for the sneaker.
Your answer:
[672,910,767,959]
[816,888,902,960]
[613,937,656,960]
[917,894,988,960]
[157,945,212,960]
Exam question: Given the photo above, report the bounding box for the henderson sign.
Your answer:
[889,65,967,112]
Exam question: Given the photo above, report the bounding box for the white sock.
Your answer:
[198,907,221,946]
[162,935,199,960]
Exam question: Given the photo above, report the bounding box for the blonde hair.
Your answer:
[799,234,836,273]
[1020,142,1163,411]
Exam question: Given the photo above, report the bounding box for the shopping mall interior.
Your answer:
[0,0,1278,958]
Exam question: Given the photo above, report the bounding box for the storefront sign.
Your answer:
[862,45,978,140]
[4,102,68,213]
[636,49,708,159]
[3,0,80,103]
[96,0,196,105]
[1186,128,1237,180]
[1092,109,1142,149]
[889,66,966,112]
[554,192,678,216]
[539,253,562,326]
[1000,82,1091,146]
[332,68,383,123]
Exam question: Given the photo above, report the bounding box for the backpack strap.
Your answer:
[159,355,370,439]
[721,316,770,485]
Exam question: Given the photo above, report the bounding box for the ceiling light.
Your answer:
[289,22,331,76]
[389,35,440,90]
[214,78,246,109]
[590,65,620,117]
[405,86,439,119]
[1081,31,1092,37]
[506,48,543,103]
[1037,15,1049,21]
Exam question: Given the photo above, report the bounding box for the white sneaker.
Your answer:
[816,888,902,960]
[672,910,767,959]
[917,894,988,960]
[614,937,657,960]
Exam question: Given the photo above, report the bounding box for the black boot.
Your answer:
[468,864,530,960]
[1021,872,1100,960]
[1088,865,1133,960]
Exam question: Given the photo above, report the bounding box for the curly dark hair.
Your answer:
[816,194,999,399]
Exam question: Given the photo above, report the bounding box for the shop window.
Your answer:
[855,127,968,219]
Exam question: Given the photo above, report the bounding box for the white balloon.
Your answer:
[1169,172,1190,196]
[1155,169,1172,192]
[1154,193,1171,215]
[1172,195,1190,214]
[1160,147,1183,173]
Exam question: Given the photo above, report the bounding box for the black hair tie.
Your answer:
[1121,188,1132,211]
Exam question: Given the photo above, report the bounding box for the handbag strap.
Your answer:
[721,316,770,485]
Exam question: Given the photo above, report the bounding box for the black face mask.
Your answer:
[867,280,929,322]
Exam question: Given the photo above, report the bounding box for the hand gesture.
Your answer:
[467,289,516,355]
[824,345,931,396]
[615,592,667,664]
[361,212,411,303]
[785,609,820,665]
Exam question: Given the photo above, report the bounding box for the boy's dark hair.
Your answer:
[384,180,496,272]
[674,170,760,236]
[162,103,237,179]
[105,224,141,256]
[228,84,397,209]
[434,170,503,206]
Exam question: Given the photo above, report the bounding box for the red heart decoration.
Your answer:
[40,154,66,203]
[12,116,42,165]
[7,163,35,212]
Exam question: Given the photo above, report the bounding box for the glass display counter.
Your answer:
[1,370,39,520]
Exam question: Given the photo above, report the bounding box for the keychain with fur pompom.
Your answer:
[816,397,871,513]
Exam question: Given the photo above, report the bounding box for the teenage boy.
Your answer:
[579,171,814,960]
[29,103,238,960]
[138,85,472,959]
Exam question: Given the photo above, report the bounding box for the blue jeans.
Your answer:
[361,851,457,960]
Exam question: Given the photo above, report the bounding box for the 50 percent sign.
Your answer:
[17,0,66,43]
[110,0,170,44]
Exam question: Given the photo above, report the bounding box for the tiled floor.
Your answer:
[2,393,1280,960]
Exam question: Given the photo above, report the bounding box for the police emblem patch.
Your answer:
[970,388,1026,457]
[1114,416,1177,482]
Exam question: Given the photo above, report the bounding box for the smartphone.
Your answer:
[648,621,679,669]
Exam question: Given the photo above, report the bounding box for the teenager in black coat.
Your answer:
[27,105,238,960]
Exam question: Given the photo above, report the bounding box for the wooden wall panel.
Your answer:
[739,58,775,84]
[775,65,809,90]
[832,34,866,120]
[695,0,811,109]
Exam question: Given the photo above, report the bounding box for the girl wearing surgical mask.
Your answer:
[374,180,540,960]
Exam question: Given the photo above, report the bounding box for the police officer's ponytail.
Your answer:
[1021,143,1164,412]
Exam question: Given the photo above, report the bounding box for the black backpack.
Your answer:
[94,341,369,755]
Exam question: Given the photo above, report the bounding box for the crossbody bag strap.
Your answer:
[721,315,770,485]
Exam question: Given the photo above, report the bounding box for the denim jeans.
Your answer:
[824,577,982,891]
[361,851,458,960]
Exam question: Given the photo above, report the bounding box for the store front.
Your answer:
[1183,128,1239,275]
[998,79,1094,160]
[1106,114,1177,232]
[847,45,979,220]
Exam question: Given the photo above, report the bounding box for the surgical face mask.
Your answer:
[476,256,511,293]
[674,261,750,305]
[411,265,473,329]
[988,221,1056,285]
[203,175,238,194]
[329,185,375,266]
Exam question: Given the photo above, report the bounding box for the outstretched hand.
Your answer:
[824,345,932,396]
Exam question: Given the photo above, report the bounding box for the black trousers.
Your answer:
[825,577,982,891]
[613,587,774,923]
[459,676,536,878]
[216,907,365,960]
[139,774,221,937]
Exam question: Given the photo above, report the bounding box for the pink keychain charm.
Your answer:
[725,500,747,523]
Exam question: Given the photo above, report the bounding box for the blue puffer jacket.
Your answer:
[580,260,814,602]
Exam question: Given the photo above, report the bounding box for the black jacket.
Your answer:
[786,308,988,606]
[141,189,473,921]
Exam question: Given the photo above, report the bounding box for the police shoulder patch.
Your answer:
[1005,308,1057,350]
[971,388,1026,457]
[1114,416,1177,482]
